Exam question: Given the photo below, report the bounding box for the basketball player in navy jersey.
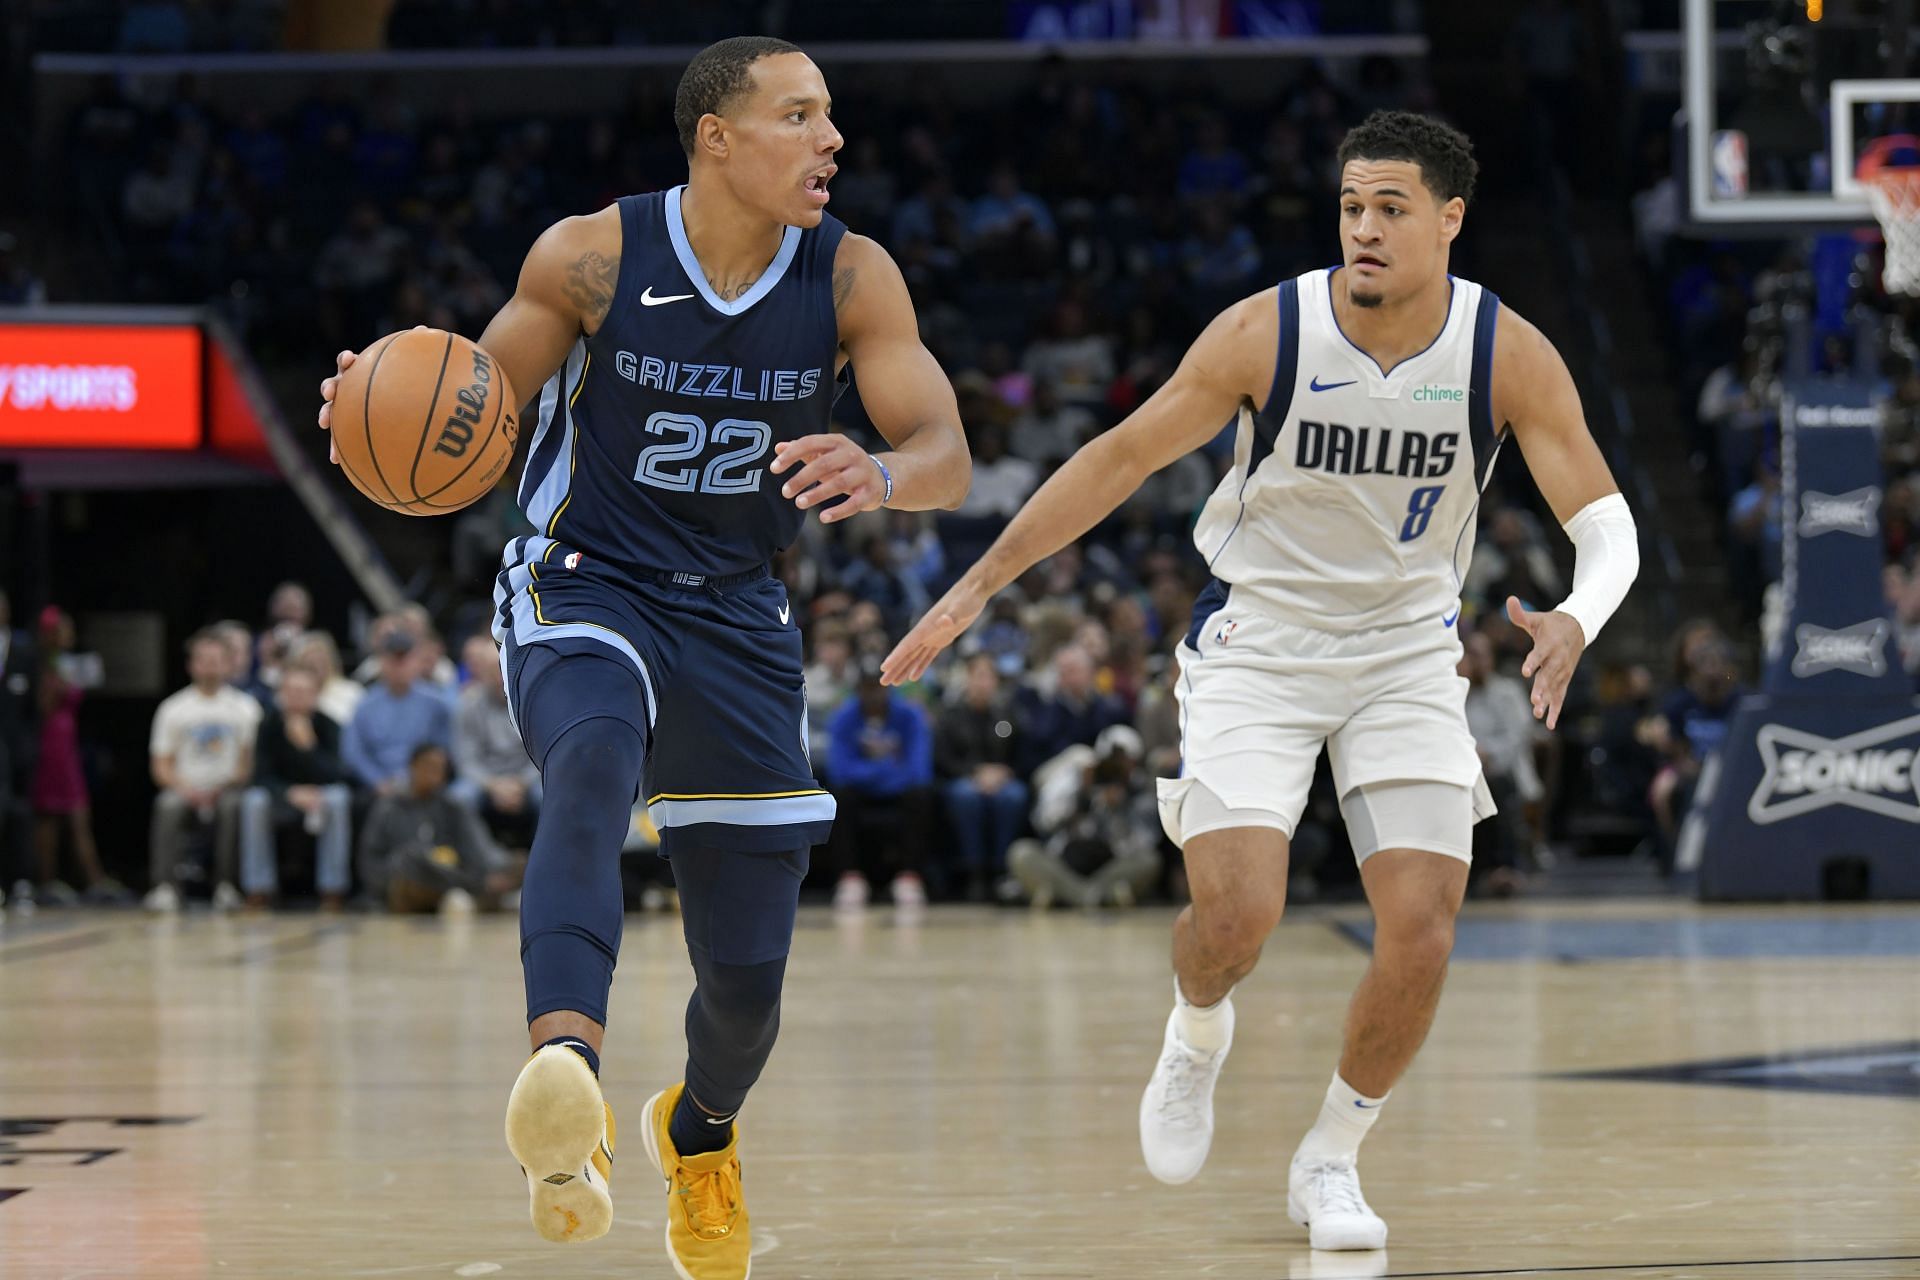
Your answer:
[319,37,967,1278]
[884,112,1639,1251]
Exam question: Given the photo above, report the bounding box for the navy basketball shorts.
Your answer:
[492,533,835,855]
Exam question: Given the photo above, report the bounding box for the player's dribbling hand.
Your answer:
[318,326,429,466]
[1505,595,1584,731]
[881,578,988,686]
[770,434,885,524]
[317,348,358,466]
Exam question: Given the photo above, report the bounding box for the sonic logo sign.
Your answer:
[1747,715,1920,825]
[1798,487,1881,538]
[1792,620,1891,678]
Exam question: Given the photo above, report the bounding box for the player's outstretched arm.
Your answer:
[769,232,969,523]
[1494,308,1640,729]
[317,208,618,464]
[881,289,1278,686]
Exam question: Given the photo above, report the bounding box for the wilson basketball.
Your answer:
[331,328,520,516]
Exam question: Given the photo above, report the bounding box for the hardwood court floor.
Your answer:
[4,899,1920,1279]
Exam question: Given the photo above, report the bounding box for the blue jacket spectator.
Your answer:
[827,679,933,798]
[825,670,937,910]
[342,632,453,795]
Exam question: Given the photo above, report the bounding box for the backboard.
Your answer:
[1684,0,1917,229]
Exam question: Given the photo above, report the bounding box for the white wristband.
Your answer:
[1555,493,1639,646]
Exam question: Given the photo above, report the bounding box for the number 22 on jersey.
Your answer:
[634,410,773,495]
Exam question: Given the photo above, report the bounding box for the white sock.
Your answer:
[1172,977,1233,1053]
[1296,1072,1388,1165]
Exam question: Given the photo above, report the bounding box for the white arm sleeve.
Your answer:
[1555,492,1639,645]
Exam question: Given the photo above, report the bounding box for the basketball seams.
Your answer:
[402,331,456,507]
[410,349,514,507]
[357,331,403,505]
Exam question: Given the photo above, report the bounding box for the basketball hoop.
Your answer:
[1860,134,1920,296]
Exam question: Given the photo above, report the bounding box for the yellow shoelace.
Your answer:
[674,1161,741,1240]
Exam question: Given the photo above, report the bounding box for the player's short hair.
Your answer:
[1336,110,1478,206]
[675,35,804,158]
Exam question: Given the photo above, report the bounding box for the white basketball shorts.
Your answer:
[1155,595,1495,859]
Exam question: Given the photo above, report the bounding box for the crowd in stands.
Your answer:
[2,33,1667,911]
[1631,127,1920,661]
[1618,109,1917,868]
[0,471,1586,916]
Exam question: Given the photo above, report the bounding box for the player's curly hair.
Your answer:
[675,35,804,158]
[1336,110,1478,206]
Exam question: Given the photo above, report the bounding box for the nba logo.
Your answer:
[1214,620,1237,646]
[1710,130,1748,198]
[564,551,582,570]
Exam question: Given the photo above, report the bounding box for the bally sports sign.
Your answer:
[1748,714,1920,825]
[0,323,202,449]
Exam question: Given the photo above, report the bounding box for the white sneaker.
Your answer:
[1139,1002,1232,1184]
[832,873,868,913]
[143,883,180,914]
[440,887,477,917]
[210,882,243,912]
[1288,1155,1388,1251]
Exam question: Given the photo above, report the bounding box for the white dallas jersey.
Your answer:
[1191,267,1503,633]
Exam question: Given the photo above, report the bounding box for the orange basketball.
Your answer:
[330,328,520,516]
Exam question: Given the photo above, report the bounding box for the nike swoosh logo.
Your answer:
[641,286,695,306]
[778,603,791,625]
[1441,608,1460,628]
[705,1115,731,1125]
[1309,376,1357,392]
[1354,1100,1381,1109]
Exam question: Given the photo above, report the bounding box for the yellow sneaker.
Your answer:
[640,1082,752,1279]
[504,1045,615,1243]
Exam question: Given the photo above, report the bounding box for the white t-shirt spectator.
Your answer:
[150,685,262,792]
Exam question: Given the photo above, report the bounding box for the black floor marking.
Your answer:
[0,929,115,963]
[1564,1040,1920,1101]
[1376,1254,1920,1278]
[217,921,357,965]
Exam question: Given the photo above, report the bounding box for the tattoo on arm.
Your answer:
[562,251,620,323]
[833,266,856,312]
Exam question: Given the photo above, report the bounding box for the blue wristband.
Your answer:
[868,453,893,507]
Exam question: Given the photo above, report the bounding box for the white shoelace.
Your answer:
[1153,1043,1219,1124]
[1300,1161,1371,1217]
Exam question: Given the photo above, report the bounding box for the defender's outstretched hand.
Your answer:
[1505,594,1584,730]
[881,578,988,686]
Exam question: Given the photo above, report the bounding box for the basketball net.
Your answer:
[1861,134,1920,296]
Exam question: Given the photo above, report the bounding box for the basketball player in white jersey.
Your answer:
[883,111,1638,1249]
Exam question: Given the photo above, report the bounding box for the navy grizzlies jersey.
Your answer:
[517,187,847,576]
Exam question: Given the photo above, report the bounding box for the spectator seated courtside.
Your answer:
[240,666,356,910]
[360,743,523,915]
[146,628,262,912]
